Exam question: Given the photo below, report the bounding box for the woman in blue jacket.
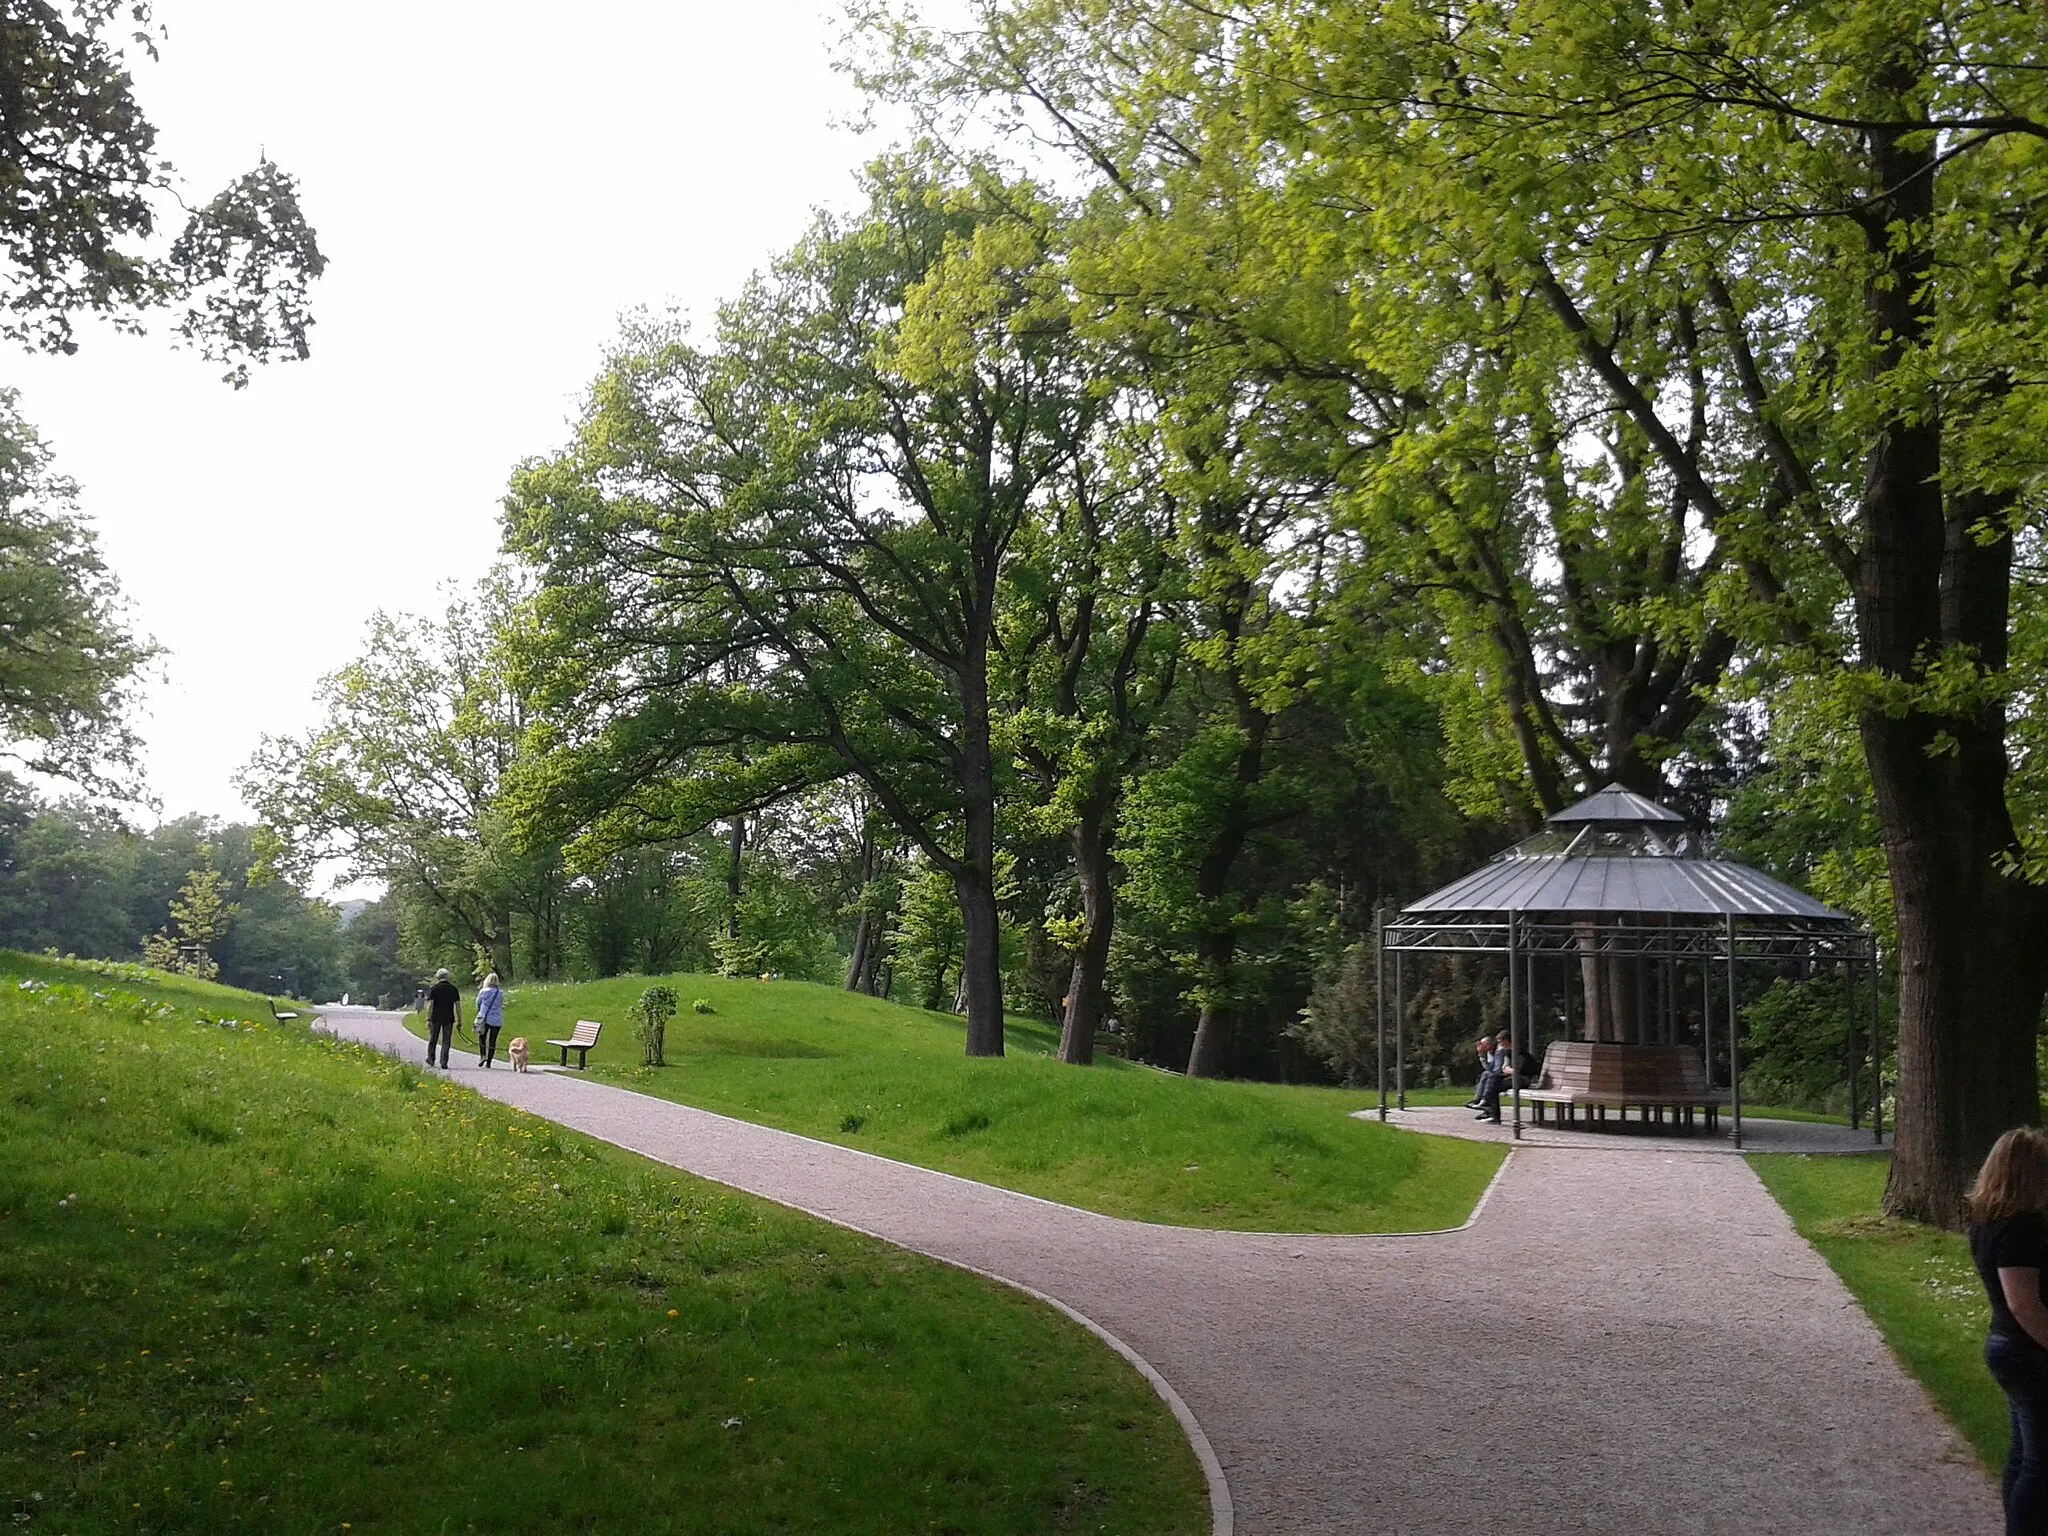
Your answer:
[474,973,506,1068]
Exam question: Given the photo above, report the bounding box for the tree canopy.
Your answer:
[0,1,326,381]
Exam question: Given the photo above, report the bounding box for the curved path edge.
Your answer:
[314,1008,1999,1536]
[759,1198,1234,1536]
[318,1010,1235,1534]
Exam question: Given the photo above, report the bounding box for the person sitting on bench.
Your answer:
[1464,1036,1497,1109]
[1476,1035,1515,1123]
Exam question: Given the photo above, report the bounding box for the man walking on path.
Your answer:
[423,968,459,1069]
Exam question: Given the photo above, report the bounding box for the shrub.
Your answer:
[1741,972,1865,1113]
[691,998,714,1015]
[630,985,680,1067]
[1288,942,1507,1089]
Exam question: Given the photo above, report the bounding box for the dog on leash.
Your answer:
[507,1037,530,1072]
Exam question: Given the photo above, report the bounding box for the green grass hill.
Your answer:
[433,971,1503,1234]
[0,954,1207,1534]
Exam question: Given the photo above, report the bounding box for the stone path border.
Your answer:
[319,1009,1995,1535]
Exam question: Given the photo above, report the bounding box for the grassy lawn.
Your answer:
[1749,1152,2001,1470]
[426,973,1504,1234]
[2,951,294,1022]
[0,957,1208,1535]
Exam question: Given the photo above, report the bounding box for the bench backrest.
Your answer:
[570,1019,602,1046]
[1537,1040,1708,1096]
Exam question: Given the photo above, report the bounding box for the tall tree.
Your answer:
[1233,0,2048,1223]
[240,577,558,983]
[999,389,1181,1063]
[505,156,1099,1055]
[870,0,2048,1220]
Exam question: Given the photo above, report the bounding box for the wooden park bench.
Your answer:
[1518,1040,1728,1130]
[547,1019,602,1069]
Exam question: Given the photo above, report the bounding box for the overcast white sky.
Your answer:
[12,1,888,843]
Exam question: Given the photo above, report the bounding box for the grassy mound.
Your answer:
[2,951,292,1022]
[1750,1152,2000,1468]
[450,972,1502,1234]
[0,956,1208,1534]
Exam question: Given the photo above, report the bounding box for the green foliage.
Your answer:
[0,6,324,378]
[890,857,967,1011]
[140,862,236,981]
[240,575,564,984]
[504,152,1120,1055]
[631,983,680,1066]
[0,783,345,999]
[0,393,153,791]
[0,959,1208,1533]
[1290,941,1516,1092]
[1741,973,1880,1119]
[691,997,714,1014]
[433,970,1505,1233]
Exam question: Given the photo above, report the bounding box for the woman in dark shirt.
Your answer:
[1969,1127,2048,1535]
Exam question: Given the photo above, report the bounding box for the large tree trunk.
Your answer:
[1185,711,1267,1078]
[1185,927,1238,1079]
[845,911,872,992]
[1865,712,2046,1224]
[725,817,745,945]
[1058,794,1116,1066]
[1578,950,1644,1043]
[489,915,514,986]
[845,826,879,992]
[1855,98,2048,1225]
[955,650,1006,1057]
[955,864,1005,1054]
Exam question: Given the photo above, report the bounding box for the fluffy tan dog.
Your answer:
[507,1037,530,1072]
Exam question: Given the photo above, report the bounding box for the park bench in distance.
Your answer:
[1518,1040,1728,1130]
[548,1019,602,1069]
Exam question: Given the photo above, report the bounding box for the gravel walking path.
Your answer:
[321,1009,1994,1536]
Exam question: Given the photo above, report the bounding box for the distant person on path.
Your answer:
[424,968,459,1070]
[1969,1126,2048,1536]
[474,972,505,1068]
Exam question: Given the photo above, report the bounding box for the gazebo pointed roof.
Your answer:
[1544,784,1687,826]
[1399,786,1850,923]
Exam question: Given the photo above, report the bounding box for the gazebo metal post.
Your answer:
[1376,908,1388,1123]
[1725,912,1743,1149]
[1871,944,1884,1145]
[1701,956,1713,1089]
[1509,911,1523,1140]
[1527,943,1538,1090]
[1395,949,1407,1112]
[1846,958,1861,1133]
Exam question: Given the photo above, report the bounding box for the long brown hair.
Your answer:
[1967,1128,2048,1223]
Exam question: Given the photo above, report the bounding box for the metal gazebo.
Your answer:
[1373,786,1883,1148]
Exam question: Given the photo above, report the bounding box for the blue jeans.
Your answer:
[1988,1332,2048,1534]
